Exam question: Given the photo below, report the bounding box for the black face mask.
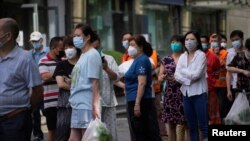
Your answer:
[56,51,65,60]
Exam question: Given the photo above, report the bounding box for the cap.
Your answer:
[30,31,42,41]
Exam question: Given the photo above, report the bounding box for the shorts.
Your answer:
[43,107,58,130]
[71,109,92,129]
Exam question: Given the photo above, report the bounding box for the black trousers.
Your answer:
[127,99,162,141]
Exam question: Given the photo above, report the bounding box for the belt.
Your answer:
[0,108,30,121]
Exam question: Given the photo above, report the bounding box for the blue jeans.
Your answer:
[0,110,32,141]
[183,93,208,141]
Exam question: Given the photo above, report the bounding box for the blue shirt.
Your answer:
[30,46,49,64]
[69,48,102,110]
[125,54,153,102]
[0,46,43,116]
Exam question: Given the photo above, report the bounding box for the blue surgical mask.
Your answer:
[232,40,241,49]
[171,42,182,52]
[211,42,219,48]
[73,36,85,49]
[122,40,129,49]
[185,40,197,51]
[202,43,208,50]
[32,42,42,49]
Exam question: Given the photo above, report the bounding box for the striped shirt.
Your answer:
[38,53,59,109]
[0,46,42,116]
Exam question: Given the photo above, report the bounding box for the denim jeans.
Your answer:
[183,93,208,141]
[0,110,32,141]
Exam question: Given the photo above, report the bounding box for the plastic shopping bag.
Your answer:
[82,118,112,141]
[224,92,250,125]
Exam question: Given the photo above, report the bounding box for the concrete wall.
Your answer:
[227,9,250,45]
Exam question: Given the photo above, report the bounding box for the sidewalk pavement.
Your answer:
[33,116,131,141]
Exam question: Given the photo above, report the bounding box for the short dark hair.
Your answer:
[200,35,209,43]
[245,38,250,50]
[49,36,63,50]
[1,18,19,40]
[230,30,243,39]
[129,35,153,57]
[184,31,202,52]
[171,34,185,45]
[75,23,98,43]
[220,34,227,41]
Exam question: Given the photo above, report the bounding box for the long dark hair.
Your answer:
[129,35,153,57]
[184,31,202,53]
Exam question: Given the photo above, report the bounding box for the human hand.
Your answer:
[227,90,233,101]
[242,70,250,77]
[159,73,167,81]
[63,76,71,85]
[92,105,100,119]
[134,104,141,117]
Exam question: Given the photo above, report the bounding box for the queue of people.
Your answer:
[1,17,250,141]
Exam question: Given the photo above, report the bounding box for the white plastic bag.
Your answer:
[224,92,250,125]
[82,118,112,141]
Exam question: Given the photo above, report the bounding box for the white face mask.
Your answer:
[65,48,77,59]
[122,40,129,49]
[127,46,138,57]
[221,42,227,48]
[185,40,197,51]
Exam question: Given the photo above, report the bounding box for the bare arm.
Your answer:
[40,72,54,81]
[226,71,233,101]
[30,85,43,110]
[92,78,100,119]
[103,67,117,80]
[158,64,166,82]
[55,76,70,90]
[227,66,250,77]
[114,81,125,90]
[134,75,147,117]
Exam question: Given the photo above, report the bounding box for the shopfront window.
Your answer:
[88,0,114,50]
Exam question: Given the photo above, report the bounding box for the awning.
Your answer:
[187,0,250,9]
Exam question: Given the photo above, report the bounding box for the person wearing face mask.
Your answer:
[0,18,43,141]
[121,32,133,63]
[201,35,221,125]
[220,34,227,48]
[29,31,49,141]
[53,35,81,141]
[38,36,64,141]
[226,30,244,104]
[68,23,102,141]
[227,38,250,123]
[210,33,228,124]
[174,31,208,141]
[124,35,162,141]
[158,34,189,141]
[92,37,120,141]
